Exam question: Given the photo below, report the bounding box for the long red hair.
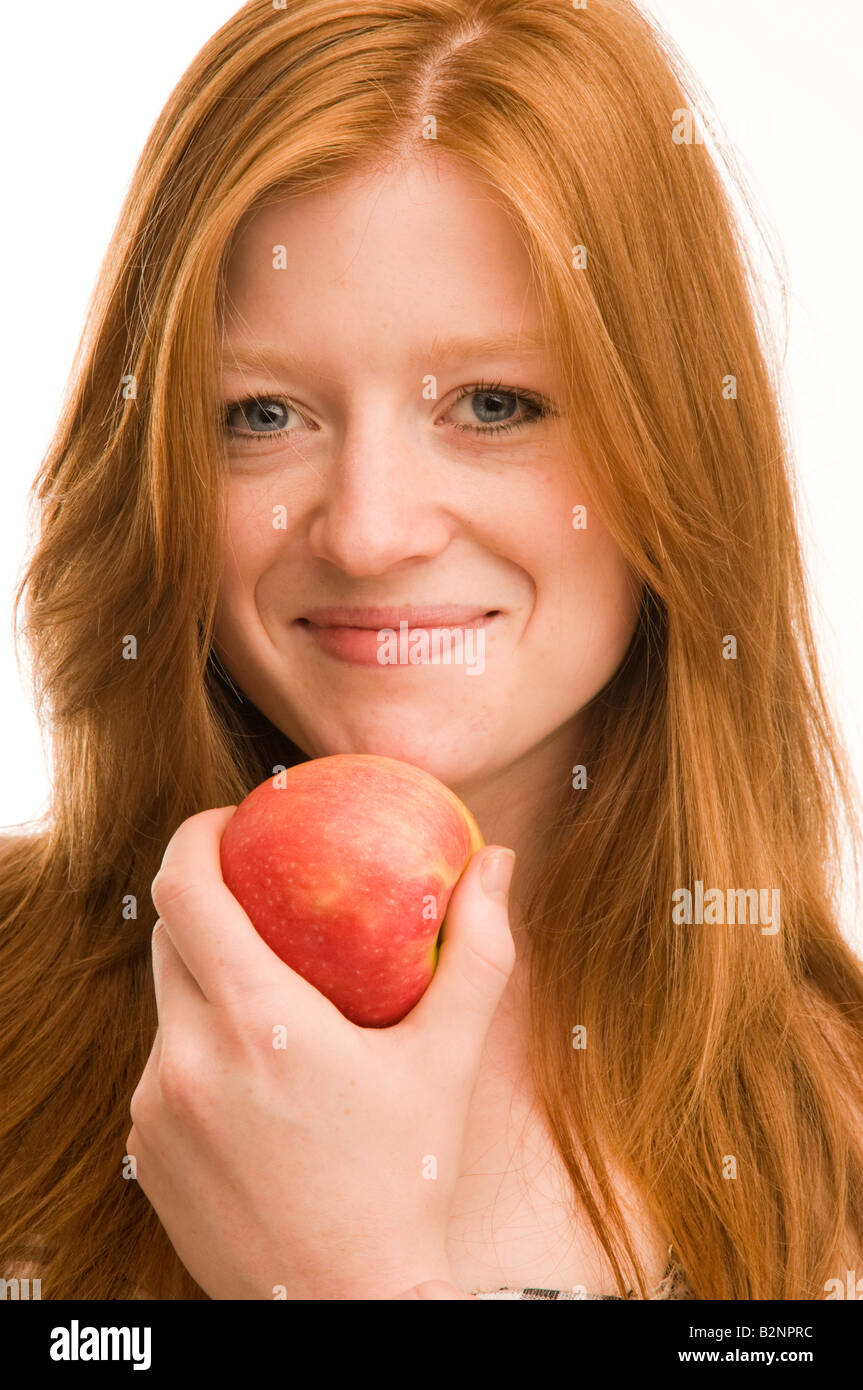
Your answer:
[2,0,861,1298]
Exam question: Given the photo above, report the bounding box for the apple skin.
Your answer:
[219,754,485,1027]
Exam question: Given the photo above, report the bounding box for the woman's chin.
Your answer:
[297,725,482,789]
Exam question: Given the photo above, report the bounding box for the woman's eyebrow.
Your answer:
[219,331,549,377]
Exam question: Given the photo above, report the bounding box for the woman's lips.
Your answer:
[295,607,500,667]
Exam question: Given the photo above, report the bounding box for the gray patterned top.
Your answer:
[472,1256,695,1300]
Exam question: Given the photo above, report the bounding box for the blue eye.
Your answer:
[220,380,556,444]
[449,379,555,436]
[221,397,298,438]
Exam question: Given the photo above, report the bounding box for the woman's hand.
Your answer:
[393,1281,474,1299]
[126,806,515,1300]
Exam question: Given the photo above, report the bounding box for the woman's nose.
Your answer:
[305,417,454,577]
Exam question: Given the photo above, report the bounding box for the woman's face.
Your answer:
[214,152,639,793]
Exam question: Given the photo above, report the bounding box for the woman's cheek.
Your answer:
[221,476,298,580]
[540,523,641,695]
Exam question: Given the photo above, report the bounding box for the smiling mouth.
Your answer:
[297,606,501,630]
[294,609,501,666]
[296,614,499,629]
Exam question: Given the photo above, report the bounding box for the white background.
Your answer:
[2,2,860,948]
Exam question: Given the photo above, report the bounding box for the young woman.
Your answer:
[2,0,862,1301]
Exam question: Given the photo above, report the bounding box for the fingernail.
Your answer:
[481,848,515,899]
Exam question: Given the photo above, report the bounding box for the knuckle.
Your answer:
[151,869,193,915]
[156,1041,202,1110]
[129,1077,155,1130]
[219,1006,261,1056]
[463,929,516,985]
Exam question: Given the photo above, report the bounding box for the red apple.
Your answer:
[219,753,485,1027]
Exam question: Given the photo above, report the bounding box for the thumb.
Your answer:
[411,846,517,1046]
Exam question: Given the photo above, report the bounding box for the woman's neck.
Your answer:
[451,712,583,949]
